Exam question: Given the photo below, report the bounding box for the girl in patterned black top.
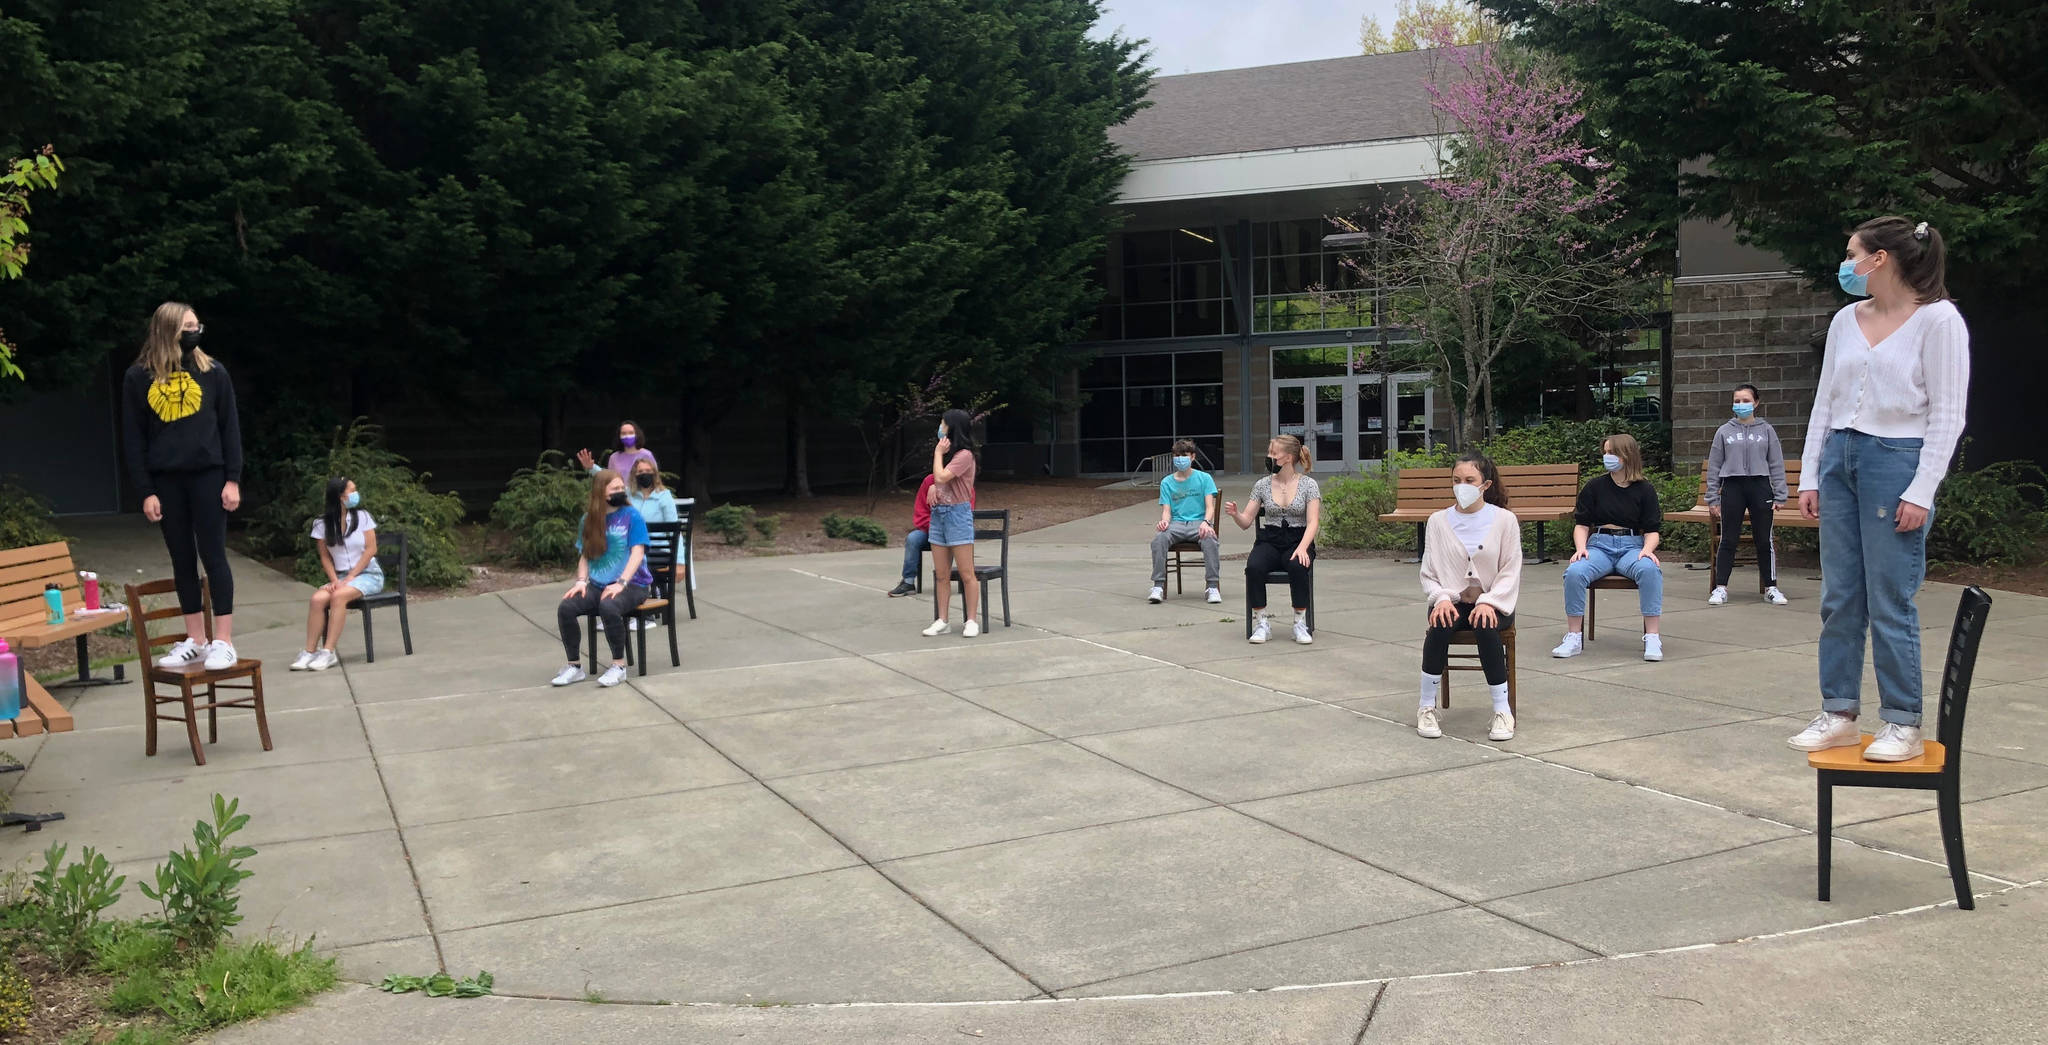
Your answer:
[1223,435,1322,645]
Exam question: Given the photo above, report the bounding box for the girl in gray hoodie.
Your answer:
[1706,384,1789,605]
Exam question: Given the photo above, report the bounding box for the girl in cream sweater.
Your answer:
[1417,452,1524,741]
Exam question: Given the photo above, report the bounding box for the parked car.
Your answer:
[1620,396,1662,423]
[1620,369,1653,387]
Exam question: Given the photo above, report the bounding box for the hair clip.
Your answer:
[1913,221,1929,240]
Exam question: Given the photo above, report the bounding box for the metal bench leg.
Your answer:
[1407,522,1425,564]
[399,597,414,655]
[1531,521,1554,566]
[361,605,377,664]
[50,633,128,690]
[1817,774,1833,902]
[0,765,62,831]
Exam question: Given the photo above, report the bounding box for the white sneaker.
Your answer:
[1249,613,1270,644]
[1786,711,1860,751]
[1489,710,1516,742]
[922,619,951,637]
[157,638,204,669]
[1550,633,1583,658]
[1147,587,1164,604]
[1764,587,1789,605]
[1293,617,1313,645]
[1416,707,1442,739]
[963,620,981,638]
[628,618,640,631]
[307,648,338,671]
[1205,587,1222,604]
[550,665,587,687]
[1863,722,1924,762]
[289,650,317,671]
[597,664,628,688]
[1707,586,1729,606]
[202,640,239,671]
[1642,634,1663,662]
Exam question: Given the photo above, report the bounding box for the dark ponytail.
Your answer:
[1458,450,1510,509]
[1852,216,1948,304]
[321,476,357,547]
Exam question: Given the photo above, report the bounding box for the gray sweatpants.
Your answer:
[1150,522,1220,588]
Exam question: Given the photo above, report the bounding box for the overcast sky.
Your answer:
[1095,1,1407,75]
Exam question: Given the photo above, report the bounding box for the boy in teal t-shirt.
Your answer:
[1149,439,1221,604]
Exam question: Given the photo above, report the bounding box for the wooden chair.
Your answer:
[1812,586,1992,910]
[585,522,683,677]
[1583,574,1643,643]
[1165,497,1222,597]
[1438,625,1518,715]
[123,579,270,767]
[1242,506,1314,639]
[931,509,1012,628]
[350,530,413,663]
[1379,464,1580,564]
[1667,459,1812,595]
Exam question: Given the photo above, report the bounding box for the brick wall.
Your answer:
[1671,276,1839,468]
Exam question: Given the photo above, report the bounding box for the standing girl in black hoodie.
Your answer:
[122,301,246,672]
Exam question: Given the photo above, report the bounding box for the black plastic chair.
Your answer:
[1242,506,1314,639]
[931,509,1011,628]
[1812,586,1992,910]
[673,504,697,620]
[586,522,682,677]
[351,531,412,663]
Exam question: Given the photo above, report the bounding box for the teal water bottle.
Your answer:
[43,584,65,625]
[0,639,21,722]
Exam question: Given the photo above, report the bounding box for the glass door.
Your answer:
[1355,380,1387,469]
[1272,379,1354,473]
[1391,373,1434,454]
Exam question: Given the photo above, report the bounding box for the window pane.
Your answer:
[1125,386,1174,437]
[1276,385,1307,439]
[1177,384,1224,434]
[1270,254,1317,294]
[1193,436,1226,472]
[1079,354,1122,389]
[1078,388,1123,438]
[1092,305,1119,340]
[1175,351,1222,383]
[1079,439,1124,473]
[1124,353,1173,385]
[1269,219,1322,257]
[1122,230,1171,266]
[1124,304,1171,339]
[1175,261,1222,300]
[1172,226,1222,262]
[1126,264,1172,304]
[1272,346,1348,378]
[1172,300,1223,337]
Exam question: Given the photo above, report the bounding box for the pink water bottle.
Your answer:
[81,572,101,611]
[0,639,21,722]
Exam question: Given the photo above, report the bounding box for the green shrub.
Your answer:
[490,452,591,566]
[703,504,756,545]
[752,513,782,543]
[1482,417,1671,474]
[30,843,126,968]
[0,962,29,1034]
[822,513,890,546]
[146,939,337,1032]
[0,478,63,550]
[247,421,467,587]
[1318,470,1407,551]
[1931,459,2048,565]
[140,794,255,951]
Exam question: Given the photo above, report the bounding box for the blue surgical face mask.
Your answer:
[1732,401,1755,419]
[1172,455,1192,472]
[937,423,947,440]
[345,491,361,509]
[1838,257,1872,297]
[1601,454,1623,473]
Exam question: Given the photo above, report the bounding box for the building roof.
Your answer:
[1110,50,1448,162]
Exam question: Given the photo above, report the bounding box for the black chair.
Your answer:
[931,509,1011,629]
[673,504,697,620]
[1242,507,1314,639]
[351,531,413,663]
[586,522,682,677]
[1812,586,1992,910]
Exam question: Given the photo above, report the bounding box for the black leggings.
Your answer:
[1245,527,1314,610]
[1713,475,1777,587]
[558,583,649,662]
[1422,605,1514,685]
[155,469,234,616]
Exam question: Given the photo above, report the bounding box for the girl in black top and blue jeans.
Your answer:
[122,301,246,673]
[1553,434,1665,662]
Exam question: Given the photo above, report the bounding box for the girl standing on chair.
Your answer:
[293,477,381,672]
[1787,217,1970,763]
[1706,384,1790,607]
[922,409,981,638]
[1224,434,1321,645]
[1552,433,1665,662]
[1417,452,1522,742]
[122,301,246,673]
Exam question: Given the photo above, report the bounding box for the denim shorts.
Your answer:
[929,502,975,547]
[345,563,385,598]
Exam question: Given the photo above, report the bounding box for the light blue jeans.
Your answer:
[1818,430,1929,726]
[901,527,930,584]
[1563,533,1663,618]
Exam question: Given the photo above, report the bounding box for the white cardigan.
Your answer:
[1419,506,1524,615]
[1799,299,1970,508]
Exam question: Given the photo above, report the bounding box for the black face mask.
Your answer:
[607,492,629,508]
[634,473,655,490]
[179,330,203,351]
[1265,457,1283,474]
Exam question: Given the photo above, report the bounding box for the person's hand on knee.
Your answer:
[1471,603,1499,629]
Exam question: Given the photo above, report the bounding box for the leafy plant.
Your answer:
[139,794,256,950]
[490,452,591,566]
[751,513,782,543]
[1,146,63,382]
[703,504,757,546]
[1317,469,1406,551]
[380,970,494,998]
[30,843,127,967]
[1931,458,2048,565]
[0,477,64,550]
[822,513,889,546]
[104,938,336,1033]
[246,421,468,587]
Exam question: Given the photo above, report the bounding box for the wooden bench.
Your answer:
[0,542,131,689]
[1666,458,1814,595]
[0,675,76,740]
[1378,463,1581,564]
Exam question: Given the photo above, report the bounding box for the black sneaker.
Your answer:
[887,581,916,597]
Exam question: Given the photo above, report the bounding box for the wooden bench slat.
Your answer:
[22,676,71,734]
[1,572,81,607]
[0,544,72,569]
[0,560,77,587]
[1,606,130,648]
